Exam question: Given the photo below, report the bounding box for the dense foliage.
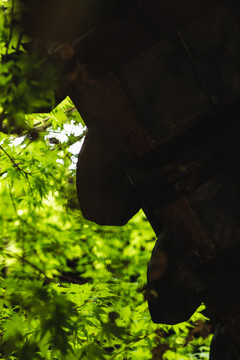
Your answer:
[0,0,60,132]
[0,1,212,359]
[0,98,212,359]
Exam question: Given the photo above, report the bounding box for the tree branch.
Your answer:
[0,145,34,195]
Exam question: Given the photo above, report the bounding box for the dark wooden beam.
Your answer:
[75,0,221,75]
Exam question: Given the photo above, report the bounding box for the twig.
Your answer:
[1,106,80,136]
[109,330,157,359]
[32,106,79,130]
[0,170,7,177]
[50,129,88,153]
[5,249,87,285]
[0,145,25,173]
[0,145,34,195]
[5,250,49,279]
[59,273,89,286]
[9,189,18,215]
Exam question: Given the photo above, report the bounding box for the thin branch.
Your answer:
[0,170,7,177]
[0,145,25,173]
[50,129,88,152]
[9,188,18,215]
[25,172,34,196]
[32,106,79,130]
[5,250,49,279]
[0,145,34,195]
[109,330,158,360]
[59,273,89,286]
[0,106,80,136]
